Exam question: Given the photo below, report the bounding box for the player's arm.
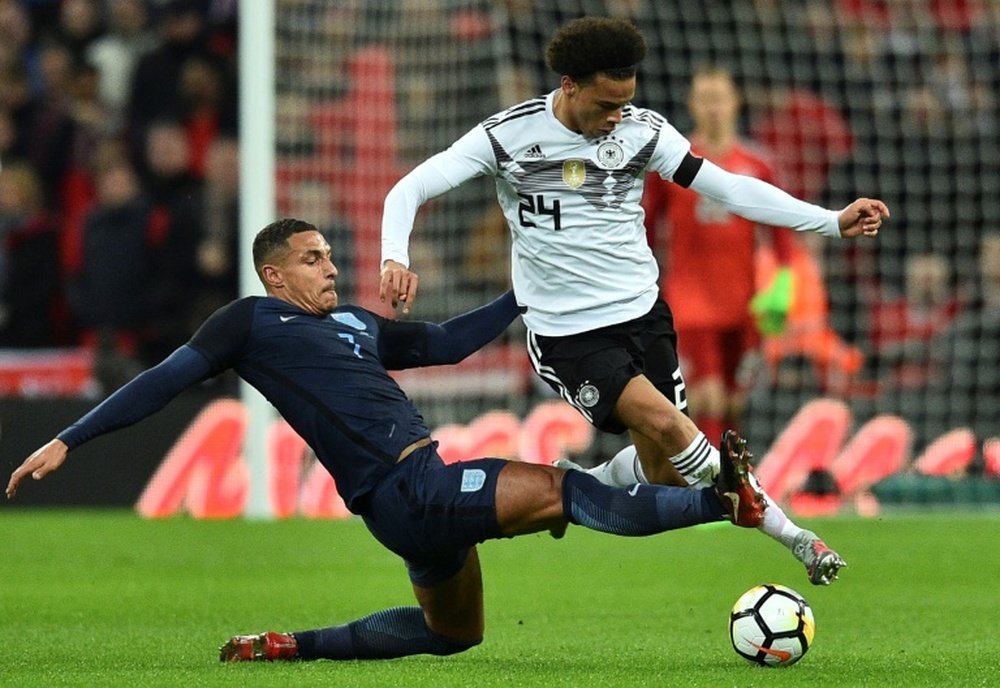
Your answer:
[380,126,496,313]
[5,345,213,498]
[685,157,888,238]
[6,299,252,499]
[378,290,520,370]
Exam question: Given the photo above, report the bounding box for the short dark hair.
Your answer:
[253,217,318,272]
[545,17,646,83]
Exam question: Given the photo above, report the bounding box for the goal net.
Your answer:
[271,1,999,483]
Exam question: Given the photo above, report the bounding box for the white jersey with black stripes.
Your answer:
[382,89,841,336]
[382,90,694,336]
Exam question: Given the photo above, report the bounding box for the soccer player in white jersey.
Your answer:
[380,16,888,585]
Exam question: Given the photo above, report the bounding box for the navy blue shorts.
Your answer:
[359,442,506,587]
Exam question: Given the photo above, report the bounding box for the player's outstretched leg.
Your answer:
[221,547,485,662]
[498,460,734,538]
[732,435,846,585]
[219,607,481,662]
[741,463,848,585]
[791,529,848,585]
[555,431,846,583]
[548,441,762,532]
[559,470,729,535]
[219,631,298,662]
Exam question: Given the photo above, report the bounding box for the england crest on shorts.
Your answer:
[460,469,487,492]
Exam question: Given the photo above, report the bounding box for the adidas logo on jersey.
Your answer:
[523,144,545,159]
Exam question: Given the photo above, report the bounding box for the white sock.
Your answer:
[671,432,720,488]
[584,433,722,488]
[584,445,646,487]
[749,472,804,548]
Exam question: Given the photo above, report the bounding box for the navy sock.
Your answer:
[561,470,726,536]
[293,606,480,660]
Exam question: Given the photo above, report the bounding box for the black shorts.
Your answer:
[526,299,688,434]
[359,442,506,587]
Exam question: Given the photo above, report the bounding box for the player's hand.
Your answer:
[750,267,794,336]
[6,439,69,499]
[838,198,890,238]
[379,260,419,315]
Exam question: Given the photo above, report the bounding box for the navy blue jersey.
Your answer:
[189,297,436,509]
[57,291,519,513]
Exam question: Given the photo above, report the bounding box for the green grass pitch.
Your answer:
[2,509,998,687]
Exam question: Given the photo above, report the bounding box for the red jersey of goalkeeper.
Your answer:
[643,138,794,331]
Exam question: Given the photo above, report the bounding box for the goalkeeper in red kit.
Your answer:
[642,64,795,444]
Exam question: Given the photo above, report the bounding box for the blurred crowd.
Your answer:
[0,0,238,383]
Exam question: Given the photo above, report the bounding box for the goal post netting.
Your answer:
[269,1,999,488]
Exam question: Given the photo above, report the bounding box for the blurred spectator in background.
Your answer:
[0,61,37,163]
[23,41,77,205]
[63,59,114,187]
[0,0,35,82]
[869,252,963,390]
[0,163,64,346]
[978,233,1000,310]
[925,232,1000,444]
[0,109,17,165]
[642,65,796,442]
[142,119,201,210]
[194,135,239,323]
[281,177,356,303]
[177,54,235,177]
[53,59,112,284]
[85,0,156,134]
[750,87,854,204]
[52,0,103,67]
[140,119,204,354]
[127,0,212,154]
[68,153,170,387]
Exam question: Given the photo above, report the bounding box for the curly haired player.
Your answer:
[380,16,887,585]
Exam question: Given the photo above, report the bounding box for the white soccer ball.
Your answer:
[729,583,815,667]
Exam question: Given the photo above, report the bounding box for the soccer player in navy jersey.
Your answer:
[7,218,765,662]
[380,16,888,586]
